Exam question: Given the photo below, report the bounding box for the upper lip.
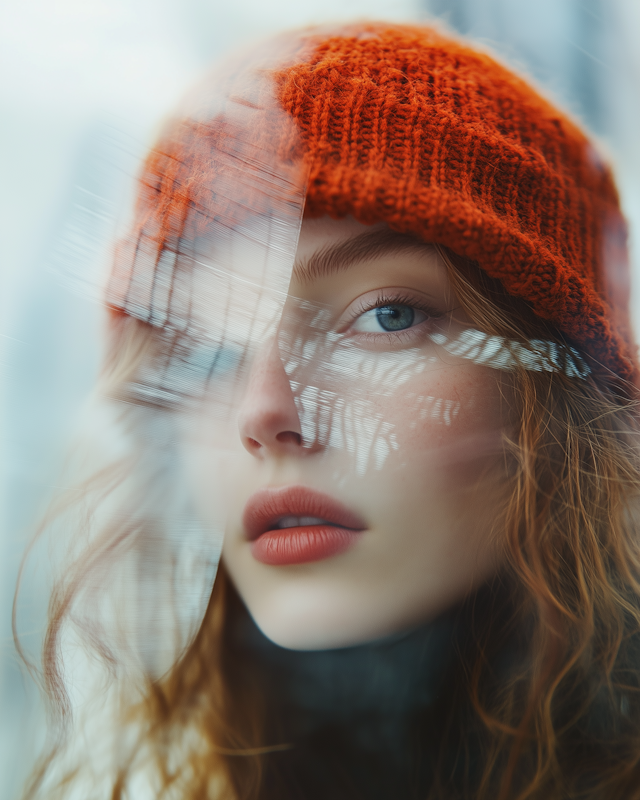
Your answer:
[243,485,367,541]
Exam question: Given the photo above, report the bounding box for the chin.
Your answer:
[245,598,416,652]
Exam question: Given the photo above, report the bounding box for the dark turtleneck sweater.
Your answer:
[230,605,463,800]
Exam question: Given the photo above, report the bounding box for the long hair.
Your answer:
[17,245,640,800]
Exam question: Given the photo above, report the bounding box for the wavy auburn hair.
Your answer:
[17,242,640,800]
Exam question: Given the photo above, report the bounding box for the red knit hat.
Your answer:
[109,22,637,385]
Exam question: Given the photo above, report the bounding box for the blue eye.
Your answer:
[352,303,427,334]
[375,304,415,331]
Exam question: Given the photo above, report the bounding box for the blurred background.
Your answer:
[2,0,639,796]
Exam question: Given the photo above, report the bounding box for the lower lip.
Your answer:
[250,525,359,566]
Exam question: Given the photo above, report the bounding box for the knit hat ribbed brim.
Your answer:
[108,22,637,386]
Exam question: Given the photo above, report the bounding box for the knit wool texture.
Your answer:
[278,24,635,383]
[111,23,636,384]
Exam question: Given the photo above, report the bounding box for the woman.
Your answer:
[19,21,640,800]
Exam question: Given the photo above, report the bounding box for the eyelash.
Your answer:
[344,292,443,342]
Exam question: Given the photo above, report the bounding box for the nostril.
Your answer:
[246,437,262,450]
[275,431,302,446]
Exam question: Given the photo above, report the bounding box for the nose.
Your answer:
[238,340,304,458]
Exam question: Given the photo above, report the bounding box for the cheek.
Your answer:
[369,365,506,478]
[360,368,508,601]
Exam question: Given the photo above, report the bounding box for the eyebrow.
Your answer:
[292,227,435,284]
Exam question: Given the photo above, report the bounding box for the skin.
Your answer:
[182,217,509,650]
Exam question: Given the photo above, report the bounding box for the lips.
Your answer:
[243,486,367,566]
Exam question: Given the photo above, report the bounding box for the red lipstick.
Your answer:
[243,486,367,566]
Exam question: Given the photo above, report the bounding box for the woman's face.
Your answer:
[182,217,509,650]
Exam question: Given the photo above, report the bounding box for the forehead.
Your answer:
[295,216,383,257]
[292,216,451,302]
